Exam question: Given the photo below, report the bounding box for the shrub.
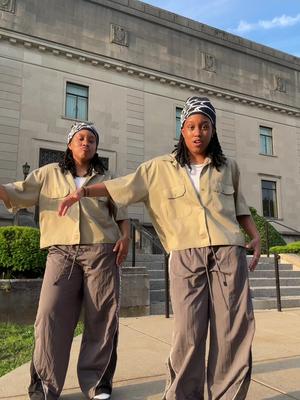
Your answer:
[242,207,286,254]
[0,226,47,278]
[270,241,300,254]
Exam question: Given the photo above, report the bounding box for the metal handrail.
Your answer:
[273,253,282,312]
[130,219,170,318]
[264,219,300,257]
[264,219,299,312]
[266,219,300,235]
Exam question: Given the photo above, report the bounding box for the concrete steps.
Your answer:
[125,253,300,313]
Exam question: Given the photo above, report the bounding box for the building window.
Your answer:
[39,148,65,167]
[175,107,182,140]
[65,82,89,120]
[100,157,109,170]
[260,126,273,155]
[261,180,278,218]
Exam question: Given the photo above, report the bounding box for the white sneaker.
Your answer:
[94,394,111,400]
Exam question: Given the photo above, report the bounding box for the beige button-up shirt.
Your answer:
[3,163,127,248]
[105,154,250,253]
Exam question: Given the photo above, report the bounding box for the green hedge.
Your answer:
[270,241,300,254]
[0,226,47,278]
[243,207,286,254]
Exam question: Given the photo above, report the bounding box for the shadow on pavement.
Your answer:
[112,379,165,400]
[253,355,300,374]
[61,379,165,400]
[263,392,300,400]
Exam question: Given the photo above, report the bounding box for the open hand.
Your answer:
[58,189,82,216]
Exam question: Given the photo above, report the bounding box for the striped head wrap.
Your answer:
[180,96,216,128]
[67,122,99,146]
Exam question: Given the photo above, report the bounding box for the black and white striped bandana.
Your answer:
[67,122,99,146]
[180,96,216,128]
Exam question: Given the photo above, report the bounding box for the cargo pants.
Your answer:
[28,244,120,400]
[163,245,255,400]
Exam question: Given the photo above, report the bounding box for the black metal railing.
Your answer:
[264,220,300,312]
[265,220,300,257]
[274,253,282,312]
[130,219,170,318]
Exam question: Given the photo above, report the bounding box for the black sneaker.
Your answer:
[28,362,45,400]
[93,394,111,400]
[28,378,45,400]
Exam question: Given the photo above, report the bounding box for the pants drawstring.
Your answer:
[204,261,214,306]
[67,245,80,280]
[210,246,230,310]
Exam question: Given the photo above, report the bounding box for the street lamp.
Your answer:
[22,162,30,180]
[13,162,36,227]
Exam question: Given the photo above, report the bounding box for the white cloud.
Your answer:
[260,14,300,29]
[230,13,300,34]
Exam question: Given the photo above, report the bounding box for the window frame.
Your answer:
[259,125,274,156]
[64,81,89,122]
[175,106,182,140]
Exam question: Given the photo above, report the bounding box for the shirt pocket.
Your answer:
[163,184,192,219]
[43,186,70,199]
[212,181,235,214]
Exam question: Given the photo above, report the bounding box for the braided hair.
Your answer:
[59,148,107,177]
[173,130,227,171]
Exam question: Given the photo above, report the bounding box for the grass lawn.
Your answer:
[0,321,83,377]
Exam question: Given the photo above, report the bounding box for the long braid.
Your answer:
[59,148,107,176]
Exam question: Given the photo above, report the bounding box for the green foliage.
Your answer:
[0,227,47,278]
[0,321,84,377]
[0,323,34,377]
[243,207,286,254]
[270,241,300,254]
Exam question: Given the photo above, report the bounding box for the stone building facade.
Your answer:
[0,0,299,239]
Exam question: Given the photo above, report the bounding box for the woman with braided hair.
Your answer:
[0,122,129,400]
[59,97,261,400]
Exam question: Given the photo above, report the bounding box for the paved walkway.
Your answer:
[1,309,300,399]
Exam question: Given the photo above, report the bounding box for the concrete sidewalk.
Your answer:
[1,309,300,400]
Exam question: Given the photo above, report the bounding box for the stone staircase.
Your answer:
[125,253,300,314]
[250,255,300,309]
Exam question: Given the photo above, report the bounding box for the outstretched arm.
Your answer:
[0,185,11,208]
[58,183,109,216]
[237,214,261,271]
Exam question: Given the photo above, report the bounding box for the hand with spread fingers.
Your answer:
[58,188,83,216]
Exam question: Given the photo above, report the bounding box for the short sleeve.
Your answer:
[231,160,250,216]
[104,163,149,208]
[3,168,43,212]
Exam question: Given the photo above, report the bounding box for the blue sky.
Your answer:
[144,0,300,57]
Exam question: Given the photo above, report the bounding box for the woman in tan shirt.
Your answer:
[0,122,129,400]
[59,99,261,400]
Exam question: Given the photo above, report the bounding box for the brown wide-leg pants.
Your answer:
[163,245,255,400]
[28,244,120,400]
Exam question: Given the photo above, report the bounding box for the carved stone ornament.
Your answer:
[201,52,216,72]
[0,0,15,12]
[275,75,286,93]
[110,24,128,47]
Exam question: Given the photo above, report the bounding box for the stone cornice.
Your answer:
[86,0,300,71]
[1,29,299,117]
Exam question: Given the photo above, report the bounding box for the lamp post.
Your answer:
[22,162,30,180]
[13,162,36,227]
